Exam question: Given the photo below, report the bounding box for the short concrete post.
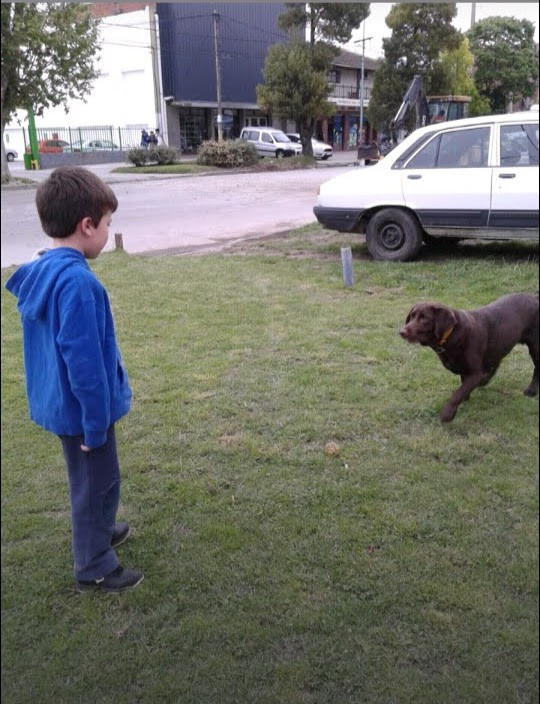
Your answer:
[114,233,124,251]
[340,246,354,287]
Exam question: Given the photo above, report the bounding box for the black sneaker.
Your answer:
[76,566,144,594]
[111,522,131,548]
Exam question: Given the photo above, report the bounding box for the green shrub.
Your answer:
[197,139,258,168]
[152,144,178,165]
[127,147,149,167]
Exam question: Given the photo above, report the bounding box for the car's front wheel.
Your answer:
[366,208,423,262]
[6,153,14,162]
[275,150,284,159]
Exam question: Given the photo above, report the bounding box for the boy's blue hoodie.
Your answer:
[5,248,131,448]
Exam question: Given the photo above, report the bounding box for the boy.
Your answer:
[5,166,143,594]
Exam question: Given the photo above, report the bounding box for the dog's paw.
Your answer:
[523,386,538,397]
[439,405,457,423]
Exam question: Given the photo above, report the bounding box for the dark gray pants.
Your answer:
[60,426,120,581]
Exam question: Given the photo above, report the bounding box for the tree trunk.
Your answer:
[1,73,12,181]
[298,121,313,158]
[1,123,11,182]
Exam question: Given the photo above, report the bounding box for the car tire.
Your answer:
[7,153,15,162]
[366,208,424,262]
[275,150,284,159]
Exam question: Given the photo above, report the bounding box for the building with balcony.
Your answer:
[318,49,380,152]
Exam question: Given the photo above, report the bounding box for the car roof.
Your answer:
[387,111,538,162]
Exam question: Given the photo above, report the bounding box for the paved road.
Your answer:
[2,155,358,267]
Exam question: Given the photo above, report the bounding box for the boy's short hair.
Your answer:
[35,166,119,239]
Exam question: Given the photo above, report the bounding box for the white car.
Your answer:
[314,112,539,261]
[239,127,301,158]
[287,133,333,160]
[65,139,120,152]
[5,146,18,162]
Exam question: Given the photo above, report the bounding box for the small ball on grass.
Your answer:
[324,441,340,457]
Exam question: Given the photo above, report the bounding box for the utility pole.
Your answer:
[470,2,476,28]
[212,10,223,143]
[354,25,372,155]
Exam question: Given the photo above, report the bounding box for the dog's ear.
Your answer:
[405,304,419,323]
[434,306,456,340]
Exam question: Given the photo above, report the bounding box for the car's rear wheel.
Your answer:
[366,208,423,262]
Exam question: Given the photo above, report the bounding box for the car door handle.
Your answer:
[407,174,422,180]
[499,173,516,179]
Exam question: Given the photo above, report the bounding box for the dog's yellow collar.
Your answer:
[437,326,454,347]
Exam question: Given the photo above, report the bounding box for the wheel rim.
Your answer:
[379,222,405,250]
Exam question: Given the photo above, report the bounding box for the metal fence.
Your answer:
[22,124,149,152]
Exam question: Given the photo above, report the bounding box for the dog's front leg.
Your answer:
[440,373,485,422]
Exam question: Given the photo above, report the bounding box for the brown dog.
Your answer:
[400,293,539,422]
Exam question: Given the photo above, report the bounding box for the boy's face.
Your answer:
[85,211,112,259]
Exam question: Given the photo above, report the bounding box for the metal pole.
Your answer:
[27,107,40,169]
[359,22,365,148]
[353,28,372,160]
[340,247,354,287]
[212,10,223,143]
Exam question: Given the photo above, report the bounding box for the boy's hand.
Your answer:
[81,444,90,452]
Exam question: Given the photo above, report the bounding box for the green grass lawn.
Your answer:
[2,230,538,704]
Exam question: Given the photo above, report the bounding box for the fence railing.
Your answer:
[22,125,148,152]
[328,84,371,102]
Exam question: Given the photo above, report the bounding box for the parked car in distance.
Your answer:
[26,139,70,154]
[239,126,301,158]
[314,111,539,262]
[286,133,333,160]
[5,146,18,162]
[66,139,120,152]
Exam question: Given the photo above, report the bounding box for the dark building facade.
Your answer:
[157,3,287,151]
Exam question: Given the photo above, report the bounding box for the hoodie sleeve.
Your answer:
[56,278,110,449]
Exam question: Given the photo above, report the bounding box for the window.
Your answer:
[404,127,490,169]
[406,136,440,169]
[500,123,539,166]
[247,116,267,127]
[261,133,273,143]
[328,70,340,84]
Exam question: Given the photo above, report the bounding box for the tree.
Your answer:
[257,40,335,152]
[257,3,370,156]
[438,38,490,116]
[467,16,538,114]
[368,3,461,132]
[279,3,370,46]
[1,3,99,179]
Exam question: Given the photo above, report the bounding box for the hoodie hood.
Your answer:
[5,248,89,321]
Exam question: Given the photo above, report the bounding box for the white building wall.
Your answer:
[6,8,158,157]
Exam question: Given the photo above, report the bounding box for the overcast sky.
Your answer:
[343,2,540,58]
